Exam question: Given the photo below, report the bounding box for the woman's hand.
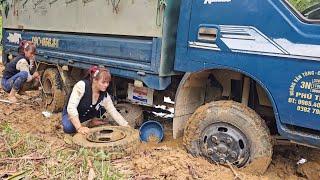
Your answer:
[77,126,90,135]
[88,118,109,128]
[32,71,40,80]
[123,123,130,127]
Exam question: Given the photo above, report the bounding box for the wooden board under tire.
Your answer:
[72,126,140,160]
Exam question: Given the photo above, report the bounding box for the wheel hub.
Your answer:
[200,123,250,167]
[86,128,126,143]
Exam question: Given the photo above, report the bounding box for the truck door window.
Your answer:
[285,0,320,23]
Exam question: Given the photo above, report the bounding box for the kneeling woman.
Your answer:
[62,66,128,135]
[1,41,39,102]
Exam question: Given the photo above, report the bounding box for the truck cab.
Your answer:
[173,0,320,174]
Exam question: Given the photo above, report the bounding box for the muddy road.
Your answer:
[0,65,319,179]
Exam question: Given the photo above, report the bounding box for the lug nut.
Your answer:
[219,158,225,164]
[226,137,233,144]
[213,147,218,152]
[211,136,218,143]
[230,151,237,158]
[207,148,214,155]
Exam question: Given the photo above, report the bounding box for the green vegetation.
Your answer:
[0,124,124,179]
[288,0,320,12]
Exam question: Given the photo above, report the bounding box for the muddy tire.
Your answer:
[183,100,273,175]
[42,68,65,113]
[73,126,140,160]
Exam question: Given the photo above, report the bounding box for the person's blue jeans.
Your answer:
[1,71,28,93]
[62,108,77,134]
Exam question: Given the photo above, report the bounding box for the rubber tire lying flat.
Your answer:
[41,68,65,113]
[73,126,140,160]
[183,100,273,175]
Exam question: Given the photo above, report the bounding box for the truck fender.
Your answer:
[173,68,279,139]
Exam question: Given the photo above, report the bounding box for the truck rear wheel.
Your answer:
[183,100,273,175]
[42,68,65,113]
[105,103,144,128]
[115,103,144,128]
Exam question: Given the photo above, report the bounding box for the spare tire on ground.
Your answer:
[73,126,140,159]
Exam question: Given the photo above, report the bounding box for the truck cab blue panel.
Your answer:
[175,0,320,145]
[3,29,171,90]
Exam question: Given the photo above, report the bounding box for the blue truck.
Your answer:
[2,0,320,174]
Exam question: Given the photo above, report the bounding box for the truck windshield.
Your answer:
[286,0,320,23]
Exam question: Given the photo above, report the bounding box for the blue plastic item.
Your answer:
[139,121,164,143]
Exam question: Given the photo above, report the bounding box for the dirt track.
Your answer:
[0,64,319,179]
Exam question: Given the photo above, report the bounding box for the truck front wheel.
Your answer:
[41,68,65,113]
[183,100,273,175]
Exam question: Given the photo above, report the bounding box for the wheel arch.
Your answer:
[173,67,280,139]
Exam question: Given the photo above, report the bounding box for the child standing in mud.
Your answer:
[62,66,129,135]
[1,40,40,103]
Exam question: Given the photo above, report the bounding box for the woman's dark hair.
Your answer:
[18,40,36,56]
[85,65,111,82]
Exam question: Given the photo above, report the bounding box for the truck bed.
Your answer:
[2,0,182,90]
[4,0,162,37]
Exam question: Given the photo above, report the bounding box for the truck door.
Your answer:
[187,0,232,57]
[279,1,320,131]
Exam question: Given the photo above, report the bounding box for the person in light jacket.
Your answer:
[62,66,129,134]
